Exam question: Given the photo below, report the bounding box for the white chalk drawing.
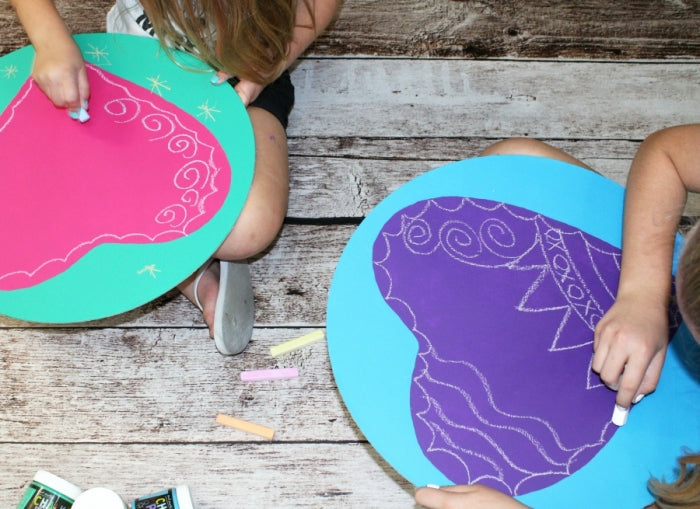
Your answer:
[373,197,624,494]
[0,64,231,290]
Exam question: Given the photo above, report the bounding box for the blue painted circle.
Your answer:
[327,155,699,508]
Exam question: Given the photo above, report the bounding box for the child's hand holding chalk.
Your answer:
[18,19,91,121]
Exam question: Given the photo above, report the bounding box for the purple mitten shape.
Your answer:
[372,197,621,495]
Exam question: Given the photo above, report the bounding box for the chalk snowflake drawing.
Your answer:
[2,65,18,79]
[84,44,112,66]
[0,64,231,290]
[372,197,624,495]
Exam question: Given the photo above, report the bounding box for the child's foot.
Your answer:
[179,259,254,355]
[187,261,220,337]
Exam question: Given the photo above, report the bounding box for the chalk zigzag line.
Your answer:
[372,197,615,493]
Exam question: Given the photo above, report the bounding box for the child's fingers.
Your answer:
[34,69,84,113]
[615,359,646,408]
[62,68,90,122]
[60,80,83,119]
[63,84,81,111]
[434,485,481,494]
[415,485,482,507]
[590,339,608,373]
[633,352,665,402]
[77,66,91,109]
[414,486,449,508]
[234,80,264,107]
[597,350,626,392]
[210,70,232,85]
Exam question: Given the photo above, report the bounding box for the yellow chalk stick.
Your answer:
[270,329,325,357]
[216,413,275,440]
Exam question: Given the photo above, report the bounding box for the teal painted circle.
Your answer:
[0,34,255,323]
[327,155,700,508]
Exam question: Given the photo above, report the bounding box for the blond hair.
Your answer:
[677,222,700,337]
[140,0,313,85]
[648,454,700,508]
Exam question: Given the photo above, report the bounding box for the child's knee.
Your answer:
[218,203,286,260]
[480,138,549,157]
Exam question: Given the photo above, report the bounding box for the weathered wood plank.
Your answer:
[323,0,700,59]
[2,0,699,59]
[0,0,113,54]
[0,327,363,442]
[289,59,700,139]
[287,136,644,161]
[287,156,629,218]
[2,183,698,331]
[1,5,697,507]
[1,443,415,508]
[286,158,635,221]
[0,224,351,328]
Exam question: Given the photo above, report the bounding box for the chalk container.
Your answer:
[72,487,127,509]
[131,486,195,509]
[16,470,82,509]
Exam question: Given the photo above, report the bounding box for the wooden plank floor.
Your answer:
[1,1,699,507]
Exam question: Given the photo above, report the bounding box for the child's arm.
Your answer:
[231,0,342,105]
[414,484,530,509]
[593,124,700,409]
[10,0,89,114]
[287,0,342,65]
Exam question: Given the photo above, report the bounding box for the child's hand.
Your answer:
[31,34,89,117]
[593,293,669,408]
[414,484,530,509]
[211,71,264,107]
[232,78,265,107]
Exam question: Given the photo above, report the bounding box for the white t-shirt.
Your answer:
[106,0,155,37]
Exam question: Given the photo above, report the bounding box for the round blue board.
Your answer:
[327,155,700,508]
[0,33,254,323]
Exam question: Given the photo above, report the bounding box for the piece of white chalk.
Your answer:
[240,367,299,382]
[426,484,441,489]
[611,404,629,426]
[270,329,325,357]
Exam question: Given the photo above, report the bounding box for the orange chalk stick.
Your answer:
[216,413,275,440]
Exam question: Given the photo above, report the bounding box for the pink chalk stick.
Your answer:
[240,367,299,382]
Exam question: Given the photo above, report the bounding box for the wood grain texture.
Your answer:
[1,1,699,507]
[0,0,113,54]
[324,0,700,59]
[2,443,415,508]
[0,327,359,442]
[2,0,699,59]
[289,59,700,139]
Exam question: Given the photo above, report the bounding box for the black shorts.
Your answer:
[227,70,295,130]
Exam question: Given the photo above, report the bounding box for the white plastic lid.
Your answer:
[175,485,195,509]
[33,471,83,501]
[72,487,127,509]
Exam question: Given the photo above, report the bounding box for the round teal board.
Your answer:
[327,155,700,508]
[0,33,254,323]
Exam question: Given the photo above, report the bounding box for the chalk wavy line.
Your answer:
[415,362,588,462]
[0,66,229,287]
[0,228,193,285]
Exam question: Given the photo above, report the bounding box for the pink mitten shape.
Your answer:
[0,64,231,290]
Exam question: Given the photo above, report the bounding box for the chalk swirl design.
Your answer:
[103,96,141,123]
[372,197,623,495]
[99,65,219,225]
[0,64,232,290]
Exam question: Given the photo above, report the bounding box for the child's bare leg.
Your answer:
[481,138,592,170]
[178,107,289,336]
